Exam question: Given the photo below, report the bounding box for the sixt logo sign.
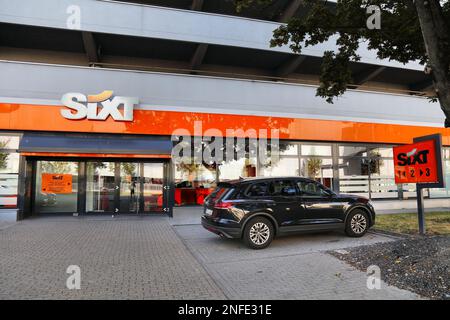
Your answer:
[61,91,138,122]
[396,148,430,166]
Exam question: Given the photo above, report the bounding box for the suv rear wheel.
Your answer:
[345,209,369,237]
[243,216,274,249]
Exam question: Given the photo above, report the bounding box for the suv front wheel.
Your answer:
[345,209,369,237]
[243,216,274,249]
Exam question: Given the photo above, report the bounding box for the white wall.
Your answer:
[0,60,443,127]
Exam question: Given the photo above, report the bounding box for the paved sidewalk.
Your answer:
[0,216,225,300]
[0,213,421,300]
[0,209,18,230]
[174,224,420,300]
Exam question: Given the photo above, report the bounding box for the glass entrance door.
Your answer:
[119,162,141,213]
[86,161,116,213]
[34,160,79,214]
[142,163,164,213]
[85,161,166,214]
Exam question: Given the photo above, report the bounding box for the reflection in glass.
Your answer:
[367,147,393,158]
[300,158,333,188]
[35,161,78,213]
[86,162,115,212]
[174,160,217,206]
[142,163,164,212]
[278,142,298,156]
[0,152,19,208]
[0,135,20,150]
[175,161,216,188]
[260,158,299,177]
[219,158,257,181]
[339,146,367,157]
[338,145,398,199]
[369,154,398,199]
[339,158,370,198]
[120,162,140,213]
[301,144,332,156]
[429,148,450,198]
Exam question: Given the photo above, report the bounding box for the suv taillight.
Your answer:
[214,201,234,209]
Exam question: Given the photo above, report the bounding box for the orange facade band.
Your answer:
[2,103,450,145]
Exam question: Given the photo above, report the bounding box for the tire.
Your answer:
[243,216,274,249]
[345,209,369,237]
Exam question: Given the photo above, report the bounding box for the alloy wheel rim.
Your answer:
[249,222,270,245]
[350,213,367,234]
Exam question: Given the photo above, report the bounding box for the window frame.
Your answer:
[297,179,332,198]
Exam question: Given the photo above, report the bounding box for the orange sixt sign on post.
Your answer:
[394,140,438,184]
[393,134,445,235]
[393,134,445,187]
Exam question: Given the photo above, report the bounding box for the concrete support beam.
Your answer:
[81,31,99,65]
[278,0,303,23]
[275,55,306,77]
[190,43,208,70]
[191,0,204,11]
[353,66,386,86]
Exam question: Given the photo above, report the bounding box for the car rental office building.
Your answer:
[1,0,450,220]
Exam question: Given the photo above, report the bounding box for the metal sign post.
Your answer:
[394,134,445,235]
[416,186,426,235]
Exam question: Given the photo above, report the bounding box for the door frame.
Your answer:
[23,156,174,217]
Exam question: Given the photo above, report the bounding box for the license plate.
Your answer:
[205,208,213,216]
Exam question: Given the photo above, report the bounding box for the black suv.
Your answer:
[202,177,376,249]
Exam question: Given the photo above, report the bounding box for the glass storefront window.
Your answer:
[301,144,332,156]
[260,158,299,177]
[339,146,368,157]
[339,158,370,198]
[0,134,20,208]
[429,148,450,198]
[338,144,398,199]
[0,152,19,208]
[401,183,417,199]
[34,161,79,213]
[175,162,216,188]
[369,156,398,199]
[279,142,299,156]
[300,157,333,188]
[174,161,217,206]
[367,147,393,158]
[0,135,20,150]
[443,148,450,159]
[219,158,257,181]
[0,152,19,173]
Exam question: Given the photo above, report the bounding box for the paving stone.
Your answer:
[0,217,225,300]
[0,212,421,300]
[174,224,420,300]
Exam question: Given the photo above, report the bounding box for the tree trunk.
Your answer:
[414,0,450,127]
